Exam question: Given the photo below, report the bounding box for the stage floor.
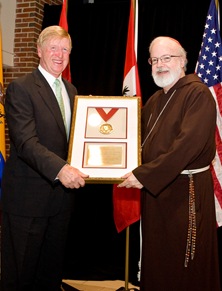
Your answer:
[62,279,139,291]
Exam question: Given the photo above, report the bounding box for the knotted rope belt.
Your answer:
[180,165,210,267]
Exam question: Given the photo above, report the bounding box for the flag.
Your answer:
[0,152,5,198]
[113,0,141,233]
[59,0,72,82]
[195,0,222,226]
[122,0,141,97]
[0,24,5,198]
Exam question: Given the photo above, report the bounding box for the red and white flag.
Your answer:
[59,0,72,82]
[122,0,141,97]
[113,0,141,233]
[195,0,222,226]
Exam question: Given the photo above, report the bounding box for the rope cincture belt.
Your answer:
[180,165,210,267]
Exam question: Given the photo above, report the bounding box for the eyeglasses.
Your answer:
[148,55,181,65]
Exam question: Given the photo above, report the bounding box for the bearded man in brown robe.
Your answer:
[118,36,221,291]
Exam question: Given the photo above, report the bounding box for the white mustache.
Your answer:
[156,68,169,73]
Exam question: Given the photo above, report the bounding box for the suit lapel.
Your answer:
[63,78,75,113]
[33,69,67,138]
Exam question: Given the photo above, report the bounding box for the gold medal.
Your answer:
[99,123,113,134]
[95,107,118,135]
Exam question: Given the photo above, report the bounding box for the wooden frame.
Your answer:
[67,95,141,183]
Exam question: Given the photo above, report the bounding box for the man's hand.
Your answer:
[118,172,143,189]
[57,164,89,189]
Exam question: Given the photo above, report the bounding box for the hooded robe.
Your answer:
[133,74,221,291]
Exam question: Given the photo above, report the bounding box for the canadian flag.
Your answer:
[113,0,141,233]
[59,0,72,82]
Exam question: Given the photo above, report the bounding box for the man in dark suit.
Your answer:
[1,25,89,291]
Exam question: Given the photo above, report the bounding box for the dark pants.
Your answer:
[1,210,72,291]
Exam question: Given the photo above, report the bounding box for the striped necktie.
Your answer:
[54,78,67,135]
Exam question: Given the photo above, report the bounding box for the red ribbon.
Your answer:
[95,108,119,122]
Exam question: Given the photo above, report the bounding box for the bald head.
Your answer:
[149,37,182,51]
[149,36,187,71]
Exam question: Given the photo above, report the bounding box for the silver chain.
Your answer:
[141,89,176,150]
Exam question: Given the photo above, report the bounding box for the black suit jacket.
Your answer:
[1,68,77,217]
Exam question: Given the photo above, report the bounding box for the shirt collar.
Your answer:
[38,65,62,86]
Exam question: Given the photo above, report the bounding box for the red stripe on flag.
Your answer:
[122,0,141,97]
[210,84,222,226]
[213,83,222,116]
[210,87,222,226]
[123,4,135,78]
[59,0,68,30]
[59,0,71,82]
[210,163,222,227]
[113,186,140,233]
[113,0,141,233]
[215,126,222,164]
[211,163,222,207]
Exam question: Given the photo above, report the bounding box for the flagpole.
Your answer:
[215,0,220,30]
[124,226,130,290]
[116,0,141,290]
[116,226,139,291]
[215,0,218,9]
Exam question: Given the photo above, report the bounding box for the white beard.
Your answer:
[152,67,182,88]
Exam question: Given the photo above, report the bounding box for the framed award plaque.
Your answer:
[67,95,141,183]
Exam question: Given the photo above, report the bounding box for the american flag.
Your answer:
[195,0,222,226]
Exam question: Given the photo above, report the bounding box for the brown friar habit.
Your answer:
[133,74,221,291]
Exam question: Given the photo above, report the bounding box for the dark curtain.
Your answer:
[43,0,214,102]
[42,0,222,286]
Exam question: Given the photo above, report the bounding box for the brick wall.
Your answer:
[3,0,63,157]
